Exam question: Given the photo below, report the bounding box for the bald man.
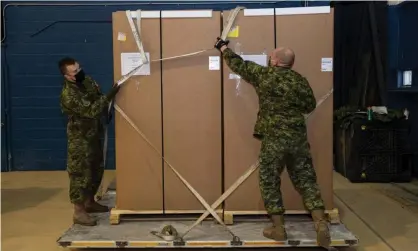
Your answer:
[214,38,330,248]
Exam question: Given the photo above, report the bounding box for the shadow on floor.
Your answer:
[1,187,63,214]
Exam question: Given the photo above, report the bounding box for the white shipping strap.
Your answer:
[117,63,145,86]
[315,88,334,108]
[153,49,212,62]
[126,10,148,64]
[304,88,334,120]
[221,7,244,40]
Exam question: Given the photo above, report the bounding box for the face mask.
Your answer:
[75,69,86,83]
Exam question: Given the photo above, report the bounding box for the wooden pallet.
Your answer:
[223,208,341,225]
[110,208,340,225]
[59,211,359,249]
[109,209,223,225]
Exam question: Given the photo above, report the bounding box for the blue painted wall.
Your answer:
[2,1,330,171]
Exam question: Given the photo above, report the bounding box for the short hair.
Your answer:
[58,57,77,75]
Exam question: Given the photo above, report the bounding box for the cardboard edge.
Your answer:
[129,10,212,18]
[275,6,331,16]
[243,8,274,16]
[129,10,160,18]
[162,10,212,18]
[126,7,330,18]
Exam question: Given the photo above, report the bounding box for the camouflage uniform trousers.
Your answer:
[258,134,325,215]
[67,135,104,204]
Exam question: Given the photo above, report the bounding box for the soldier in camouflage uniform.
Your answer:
[214,38,330,248]
[59,57,120,226]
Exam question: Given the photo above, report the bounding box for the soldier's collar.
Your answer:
[64,79,86,90]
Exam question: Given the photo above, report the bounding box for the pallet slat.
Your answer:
[109,208,224,225]
[223,208,341,225]
[109,208,340,225]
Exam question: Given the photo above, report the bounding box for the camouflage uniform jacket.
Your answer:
[60,76,117,141]
[222,48,317,138]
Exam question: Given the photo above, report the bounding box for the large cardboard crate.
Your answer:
[111,7,334,216]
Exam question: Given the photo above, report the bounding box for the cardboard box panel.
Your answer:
[112,11,163,211]
[222,10,275,211]
[275,8,334,210]
[161,11,223,211]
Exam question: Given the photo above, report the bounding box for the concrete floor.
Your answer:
[2,171,418,251]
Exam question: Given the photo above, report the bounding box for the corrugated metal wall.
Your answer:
[1,1,330,171]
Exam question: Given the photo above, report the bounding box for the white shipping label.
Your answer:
[321,58,333,72]
[209,56,220,70]
[121,52,151,76]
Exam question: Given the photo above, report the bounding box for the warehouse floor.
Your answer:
[2,171,418,251]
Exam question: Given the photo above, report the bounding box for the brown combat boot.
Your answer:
[73,203,97,226]
[263,215,287,241]
[311,209,331,248]
[85,196,110,213]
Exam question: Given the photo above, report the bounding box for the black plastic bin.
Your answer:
[335,117,413,183]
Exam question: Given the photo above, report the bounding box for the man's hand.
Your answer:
[214,37,229,52]
[112,82,121,93]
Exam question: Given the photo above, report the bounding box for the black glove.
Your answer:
[107,84,121,100]
[214,37,230,51]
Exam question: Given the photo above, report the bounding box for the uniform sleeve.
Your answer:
[86,76,104,96]
[95,82,105,96]
[222,48,269,87]
[61,86,119,119]
[302,78,317,114]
